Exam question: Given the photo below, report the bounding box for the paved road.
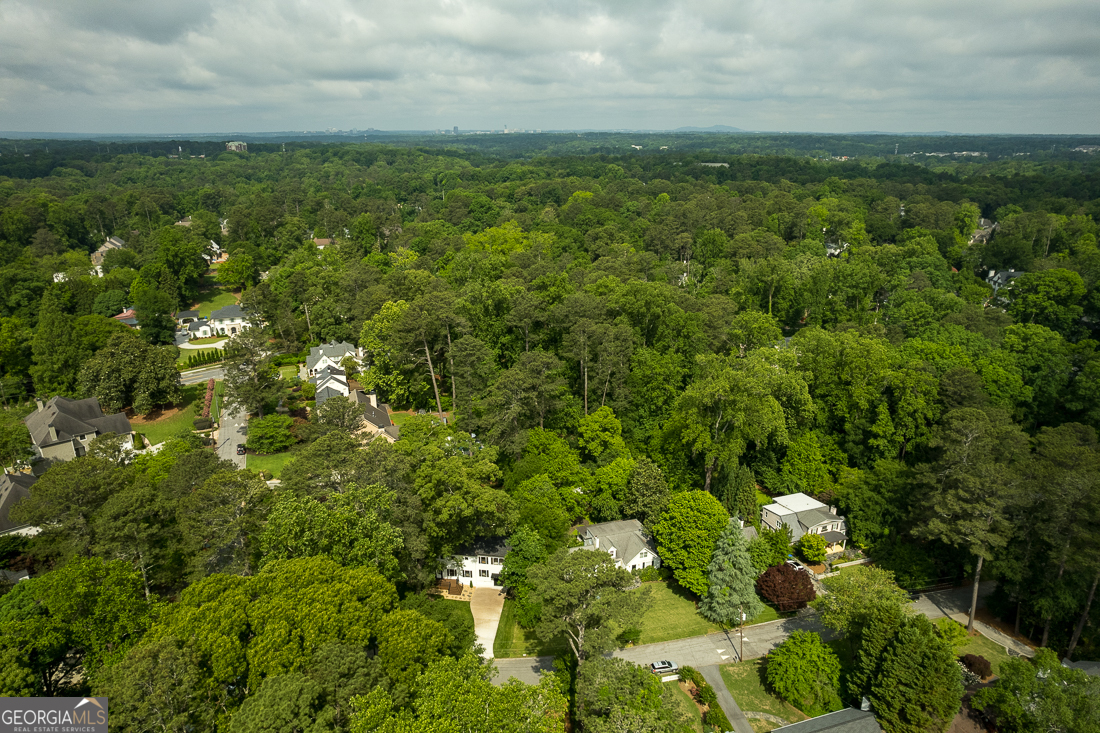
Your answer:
[180,366,225,385]
[701,664,753,733]
[217,407,247,468]
[490,582,1008,687]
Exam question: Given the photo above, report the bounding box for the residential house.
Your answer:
[348,390,400,442]
[986,268,1023,297]
[438,539,510,588]
[176,310,201,327]
[313,366,349,407]
[113,308,139,328]
[187,319,212,338]
[1063,659,1100,677]
[771,708,882,732]
[226,141,248,152]
[175,216,192,227]
[0,472,37,536]
[761,493,848,553]
[203,240,228,265]
[208,304,251,336]
[91,236,125,267]
[23,396,133,464]
[576,519,660,572]
[306,341,363,378]
[313,238,333,249]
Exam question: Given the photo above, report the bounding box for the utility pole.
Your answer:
[739,604,744,662]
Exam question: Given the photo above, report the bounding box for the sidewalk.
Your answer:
[700,665,753,733]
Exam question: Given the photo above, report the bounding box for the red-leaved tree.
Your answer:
[756,564,816,611]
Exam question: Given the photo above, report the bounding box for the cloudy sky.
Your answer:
[1,0,1098,134]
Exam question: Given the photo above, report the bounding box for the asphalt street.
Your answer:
[180,365,225,385]
[217,405,247,468]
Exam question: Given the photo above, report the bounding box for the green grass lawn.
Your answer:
[719,660,808,724]
[492,599,570,658]
[637,581,721,644]
[211,381,224,423]
[666,681,705,733]
[246,452,296,477]
[279,365,299,379]
[194,288,237,317]
[957,632,1013,676]
[389,411,413,426]
[134,384,202,446]
[186,336,226,345]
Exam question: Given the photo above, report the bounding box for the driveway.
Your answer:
[217,407,247,468]
[470,587,506,659]
[701,665,753,733]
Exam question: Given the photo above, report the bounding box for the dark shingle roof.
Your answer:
[349,390,391,430]
[454,539,511,558]
[209,304,245,321]
[23,396,132,448]
[176,310,199,319]
[306,341,357,371]
[581,519,656,563]
[0,473,36,533]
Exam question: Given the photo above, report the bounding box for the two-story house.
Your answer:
[306,341,363,378]
[312,366,350,408]
[760,493,848,553]
[23,396,133,464]
[187,304,253,338]
[577,519,660,572]
[438,539,510,588]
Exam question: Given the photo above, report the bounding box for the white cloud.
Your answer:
[0,0,1096,133]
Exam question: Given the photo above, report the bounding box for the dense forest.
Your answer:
[1,136,1100,732]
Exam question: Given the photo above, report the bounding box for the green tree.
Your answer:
[528,548,644,661]
[811,566,912,639]
[700,520,764,625]
[499,526,547,628]
[576,656,690,733]
[359,300,410,404]
[78,332,182,415]
[313,395,366,432]
[512,474,571,548]
[217,253,257,290]
[247,413,297,454]
[652,490,729,596]
[577,406,629,461]
[92,479,173,598]
[486,350,569,452]
[913,408,1027,631]
[621,457,670,533]
[222,327,282,418]
[797,533,827,564]
[260,484,403,579]
[972,648,1100,733]
[1007,268,1086,335]
[30,289,86,396]
[181,469,273,579]
[375,609,452,687]
[766,631,843,716]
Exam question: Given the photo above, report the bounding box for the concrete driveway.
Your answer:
[471,587,506,659]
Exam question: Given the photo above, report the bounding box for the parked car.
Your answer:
[236,444,246,455]
[786,559,810,573]
[650,660,678,675]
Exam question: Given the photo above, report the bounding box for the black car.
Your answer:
[236,444,246,455]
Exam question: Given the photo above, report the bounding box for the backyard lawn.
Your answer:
[956,632,1013,676]
[131,384,202,446]
[719,659,809,728]
[278,365,299,379]
[246,452,296,477]
[187,336,226,345]
[636,581,789,644]
[194,287,238,317]
[492,599,570,658]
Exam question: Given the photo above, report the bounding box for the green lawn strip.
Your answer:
[388,412,413,426]
[194,288,238,317]
[246,452,296,478]
[492,599,570,658]
[719,660,808,724]
[636,581,721,644]
[134,384,203,446]
[665,680,705,733]
[956,632,1013,676]
[186,336,226,345]
[212,381,224,423]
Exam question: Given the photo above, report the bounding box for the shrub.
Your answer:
[797,533,828,564]
[679,665,705,688]
[192,417,213,430]
[958,661,980,687]
[756,564,816,611]
[935,618,970,649]
[638,566,661,582]
[704,706,732,731]
[301,382,316,400]
[766,630,842,716]
[695,684,718,706]
[618,627,642,645]
[960,653,992,679]
[246,414,297,454]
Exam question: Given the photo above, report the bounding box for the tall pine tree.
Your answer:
[700,519,764,625]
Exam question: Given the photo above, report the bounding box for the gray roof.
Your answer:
[742,524,759,542]
[188,319,209,332]
[306,341,357,370]
[176,310,199,319]
[821,531,847,543]
[349,390,391,430]
[383,424,400,440]
[0,473,36,533]
[455,539,511,558]
[209,303,246,321]
[314,385,347,408]
[1063,660,1100,677]
[23,396,132,449]
[774,708,882,732]
[581,519,657,563]
[797,508,837,532]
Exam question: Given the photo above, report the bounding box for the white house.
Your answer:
[438,539,510,588]
[760,492,848,553]
[577,519,660,572]
[306,341,363,378]
[188,304,252,338]
[313,366,350,407]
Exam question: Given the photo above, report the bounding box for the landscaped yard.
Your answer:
[637,581,721,644]
[719,659,809,728]
[187,336,226,345]
[279,365,299,379]
[130,384,202,446]
[492,599,570,658]
[666,681,705,733]
[246,452,296,477]
[956,632,1013,676]
[194,287,238,317]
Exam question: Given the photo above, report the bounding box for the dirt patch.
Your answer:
[127,404,188,425]
[974,608,1037,648]
[948,686,995,733]
[804,563,827,574]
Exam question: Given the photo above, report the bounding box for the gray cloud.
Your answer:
[0,0,1097,133]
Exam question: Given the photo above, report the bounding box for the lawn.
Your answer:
[719,660,809,725]
[132,384,202,446]
[186,336,226,345]
[957,632,1013,676]
[246,452,296,477]
[666,681,705,733]
[492,599,570,658]
[194,287,237,317]
[637,581,721,644]
[211,380,224,423]
[279,365,299,380]
[389,411,414,426]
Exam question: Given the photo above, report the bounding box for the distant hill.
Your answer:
[673,125,744,133]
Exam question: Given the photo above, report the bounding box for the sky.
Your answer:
[1,0,1098,135]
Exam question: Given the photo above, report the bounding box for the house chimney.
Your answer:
[49,427,57,441]
[35,398,44,412]
[368,391,378,408]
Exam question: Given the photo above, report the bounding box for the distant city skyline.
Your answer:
[1,0,1097,136]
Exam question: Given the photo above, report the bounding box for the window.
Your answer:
[479,569,490,578]
[462,570,472,578]
[631,565,636,571]
[479,556,488,564]
[446,569,456,578]
[491,557,503,565]
[640,551,649,558]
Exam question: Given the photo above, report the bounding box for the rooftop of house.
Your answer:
[307,341,358,370]
[0,473,36,533]
[1063,659,1100,677]
[209,304,246,321]
[454,538,511,558]
[581,518,657,563]
[349,390,391,429]
[314,365,348,388]
[773,708,882,732]
[766,492,828,514]
[188,319,209,332]
[23,396,132,449]
[176,310,199,320]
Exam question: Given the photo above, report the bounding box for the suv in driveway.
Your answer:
[650,660,678,675]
